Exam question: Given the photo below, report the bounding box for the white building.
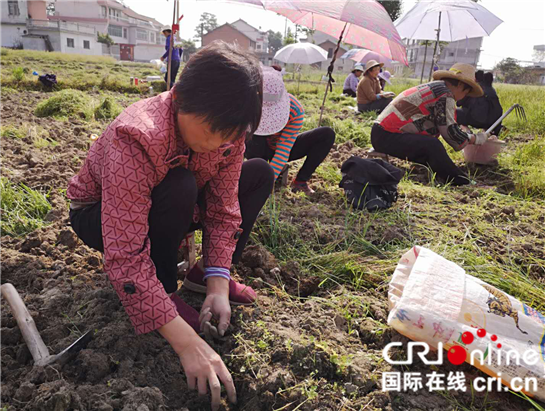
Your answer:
[1,0,166,61]
[51,0,165,61]
[404,37,483,79]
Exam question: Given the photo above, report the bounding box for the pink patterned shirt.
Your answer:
[67,90,244,334]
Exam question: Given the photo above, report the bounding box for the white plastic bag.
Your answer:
[388,246,545,400]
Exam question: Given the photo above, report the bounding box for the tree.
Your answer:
[181,39,197,61]
[494,57,521,83]
[378,0,402,22]
[97,32,114,46]
[284,27,296,45]
[267,30,283,54]
[194,12,218,43]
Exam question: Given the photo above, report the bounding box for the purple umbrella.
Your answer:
[340,48,393,66]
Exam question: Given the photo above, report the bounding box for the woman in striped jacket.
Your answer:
[245,65,336,195]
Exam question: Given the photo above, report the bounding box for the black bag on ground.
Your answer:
[339,156,403,212]
[38,74,57,88]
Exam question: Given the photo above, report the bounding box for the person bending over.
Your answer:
[67,42,274,411]
[370,63,488,186]
[245,65,336,195]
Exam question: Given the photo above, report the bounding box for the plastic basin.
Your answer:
[463,139,506,165]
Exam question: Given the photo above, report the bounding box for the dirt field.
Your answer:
[1,75,544,410]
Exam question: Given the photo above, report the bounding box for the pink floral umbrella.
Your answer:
[228,0,407,64]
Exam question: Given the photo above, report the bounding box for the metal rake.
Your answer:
[486,104,527,135]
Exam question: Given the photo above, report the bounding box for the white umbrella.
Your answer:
[394,0,503,81]
[274,43,328,65]
[274,43,328,92]
[395,0,503,42]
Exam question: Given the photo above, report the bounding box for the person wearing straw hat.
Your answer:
[378,69,393,91]
[343,63,364,97]
[245,65,336,195]
[160,25,183,88]
[357,60,395,114]
[371,63,489,186]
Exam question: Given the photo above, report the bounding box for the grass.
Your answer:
[94,96,123,120]
[35,89,95,120]
[1,51,544,410]
[1,48,161,94]
[0,177,51,237]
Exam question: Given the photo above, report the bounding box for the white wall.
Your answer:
[1,24,28,48]
[134,44,164,62]
[60,32,102,55]
[0,0,29,24]
[21,35,48,51]
[54,0,99,19]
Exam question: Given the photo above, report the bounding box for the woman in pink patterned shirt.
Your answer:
[67,42,273,410]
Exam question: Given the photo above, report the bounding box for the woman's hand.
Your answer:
[200,277,231,338]
[159,316,237,410]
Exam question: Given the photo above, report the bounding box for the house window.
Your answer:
[101,6,107,17]
[67,38,75,48]
[8,0,20,16]
[137,29,148,41]
[150,32,155,43]
[83,40,90,49]
[449,52,454,57]
[256,44,261,50]
[327,48,333,58]
[123,28,128,38]
[250,41,256,49]
[109,8,120,21]
[108,25,123,37]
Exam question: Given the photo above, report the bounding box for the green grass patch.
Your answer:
[94,96,123,120]
[1,124,26,139]
[0,178,51,237]
[34,89,95,120]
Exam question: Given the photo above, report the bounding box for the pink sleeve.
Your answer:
[201,140,244,269]
[102,129,177,334]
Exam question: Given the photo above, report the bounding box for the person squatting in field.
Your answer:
[245,64,336,195]
[371,63,490,186]
[67,42,275,411]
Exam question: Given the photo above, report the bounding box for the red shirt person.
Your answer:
[67,42,273,411]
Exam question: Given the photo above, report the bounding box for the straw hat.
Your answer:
[352,63,364,73]
[161,25,172,33]
[433,63,483,97]
[364,60,384,75]
[254,66,290,136]
[378,70,393,84]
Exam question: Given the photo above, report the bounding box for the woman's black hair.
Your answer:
[475,70,484,83]
[483,72,494,86]
[173,41,263,140]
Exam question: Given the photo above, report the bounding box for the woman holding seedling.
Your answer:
[357,60,395,114]
[245,65,336,195]
[67,42,274,411]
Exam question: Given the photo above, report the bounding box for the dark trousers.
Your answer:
[358,97,392,114]
[69,159,274,293]
[343,89,357,97]
[245,127,336,182]
[371,124,469,186]
[164,60,180,89]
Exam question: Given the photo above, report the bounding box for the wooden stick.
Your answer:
[1,283,50,365]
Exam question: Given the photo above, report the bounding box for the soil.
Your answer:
[1,91,542,411]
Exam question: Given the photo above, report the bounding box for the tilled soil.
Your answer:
[1,91,541,411]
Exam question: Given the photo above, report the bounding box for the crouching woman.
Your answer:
[66,42,273,411]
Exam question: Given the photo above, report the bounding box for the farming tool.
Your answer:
[1,283,92,367]
[485,103,527,136]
